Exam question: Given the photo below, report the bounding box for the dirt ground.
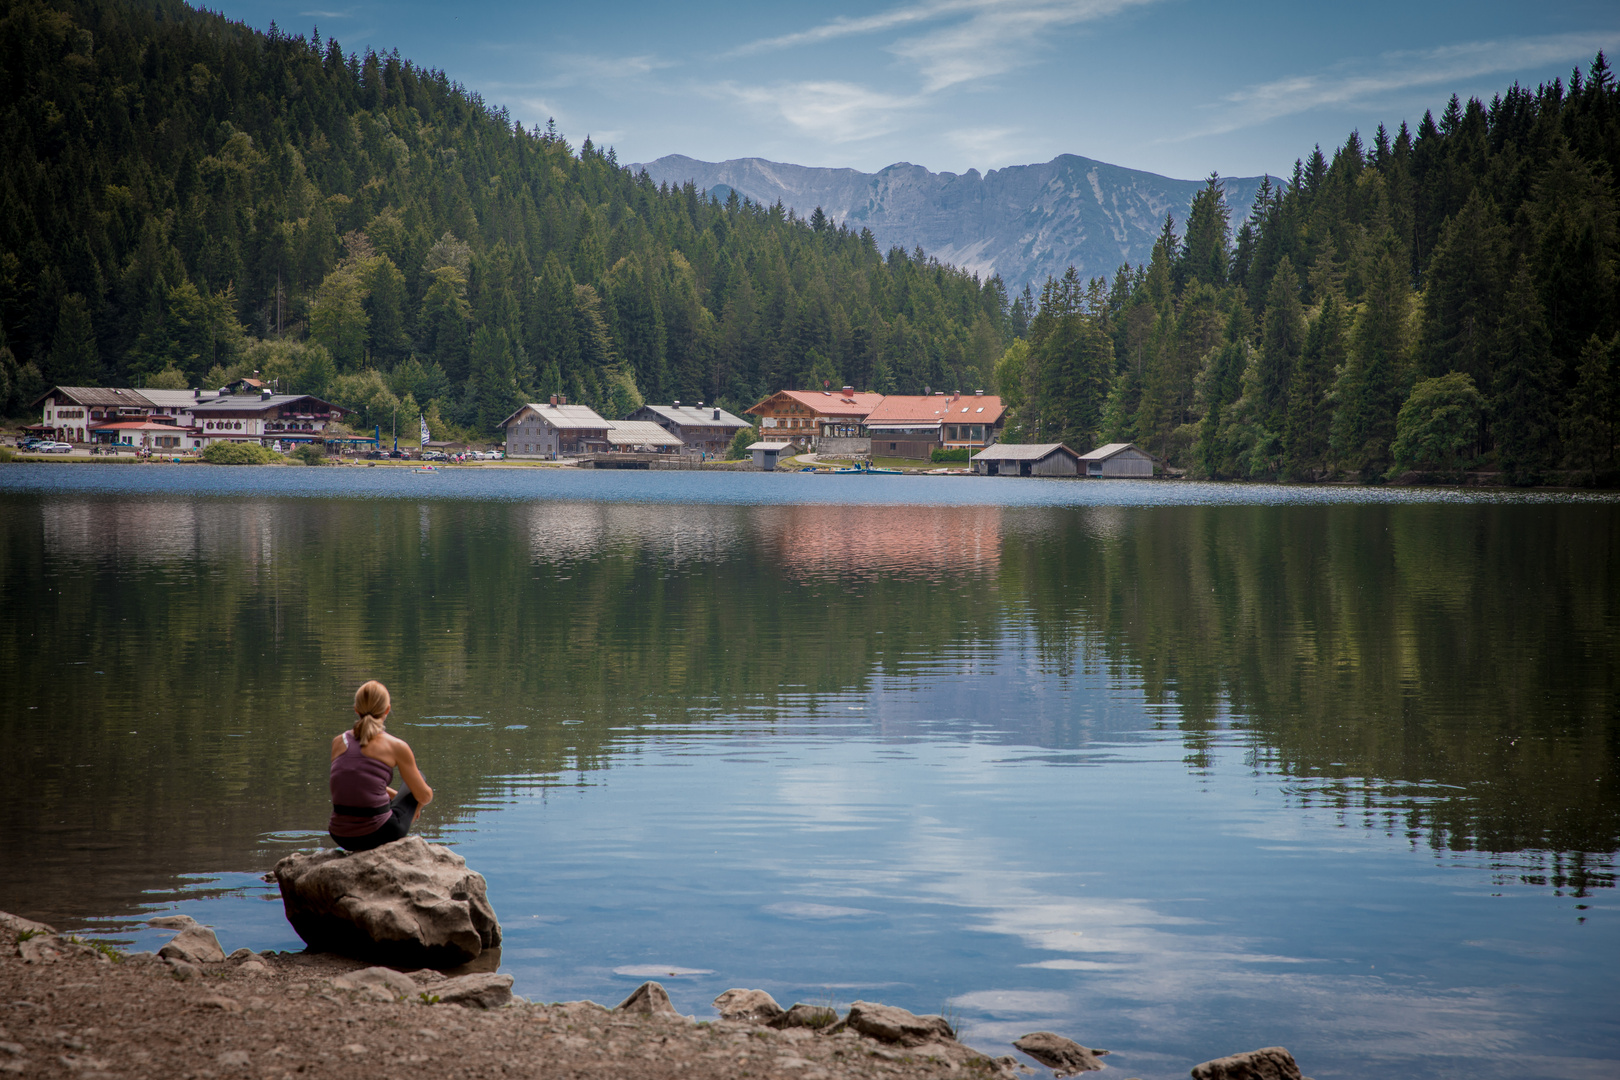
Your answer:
[0,922,1043,1080]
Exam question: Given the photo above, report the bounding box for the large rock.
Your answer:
[158,926,225,964]
[1014,1032,1108,1076]
[616,981,679,1016]
[713,988,784,1022]
[272,836,501,968]
[844,1001,956,1047]
[1190,1046,1307,1080]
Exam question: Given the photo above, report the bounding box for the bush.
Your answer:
[930,447,970,463]
[0,446,13,463]
[1390,372,1484,476]
[202,441,281,465]
[290,444,328,466]
[726,425,760,460]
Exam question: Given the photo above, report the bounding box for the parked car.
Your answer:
[422,450,448,462]
[388,449,410,460]
[363,449,384,460]
[37,441,73,453]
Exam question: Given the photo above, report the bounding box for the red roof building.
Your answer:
[863,392,1005,459]
[745,388,885,441]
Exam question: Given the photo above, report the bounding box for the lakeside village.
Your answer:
[14,381,1156,478]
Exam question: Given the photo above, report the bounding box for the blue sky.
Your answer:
[215,0,1619,180]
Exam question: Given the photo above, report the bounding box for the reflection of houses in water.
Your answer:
[526,503,745,565]
[761,504,1003,581]
[41,502,281,565]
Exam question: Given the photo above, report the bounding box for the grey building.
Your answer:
[625,403,752,455]
[971,443,1082,477]
[1078,443,1155,477]
[501,398,612,457]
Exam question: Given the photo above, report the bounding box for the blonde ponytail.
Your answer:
[352,680,391,746]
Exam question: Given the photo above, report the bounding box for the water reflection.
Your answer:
[2,494,1616,924]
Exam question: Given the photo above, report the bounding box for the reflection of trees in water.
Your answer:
[0,496,1614,922]
[1000,503,1619,891]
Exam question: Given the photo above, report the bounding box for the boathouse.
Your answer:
[1078,443,1155,477]
[971,443,1082,477]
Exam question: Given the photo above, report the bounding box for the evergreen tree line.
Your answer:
[997,55,1620,483]
[0,0,1018,438]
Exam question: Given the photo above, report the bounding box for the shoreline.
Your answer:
[1,453,1615,489]
[0,914,1115,1080]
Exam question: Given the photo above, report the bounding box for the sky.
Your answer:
[211,0,1620,181]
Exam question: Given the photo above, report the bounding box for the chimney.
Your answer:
[261,387,273,400]
[193,388,201,399]
[975,389,983,396]
[550,395,559,406]
[560,395,567,406]
[713,408,720,420]
[842,385,853,397]
[674,400,681,408]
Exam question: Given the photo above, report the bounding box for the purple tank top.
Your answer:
[329,732,394,837]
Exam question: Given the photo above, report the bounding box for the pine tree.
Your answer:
[1257,257,1305,430]
[47,294,100,386]
[1331,250,1411,475]
[1492,262,1562,483]
[1560,333,1618,480]
[1282,289,1344,479]
[1179,175,1231,289]
[1415,189,1506,384]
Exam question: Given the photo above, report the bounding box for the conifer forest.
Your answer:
[1,0,1617,482]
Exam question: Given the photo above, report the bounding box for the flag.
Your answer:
[419,414,430,446]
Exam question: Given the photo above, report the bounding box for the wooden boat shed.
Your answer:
[1078,442,1155,477]
[971,443,1081,477]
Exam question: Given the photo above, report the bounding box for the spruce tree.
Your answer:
[1282,289,1344,479]
[1257,257,1305,430]
[1492,262,1562,483]
[47,294,101,386]
[1330,250,1411,475]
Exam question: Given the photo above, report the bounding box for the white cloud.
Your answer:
[733,0,1164,93]
[945,127,1028,168]
[1190,31,1620,138]
[717,80,923,143]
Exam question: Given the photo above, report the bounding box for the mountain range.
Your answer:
[630,154,1276,291]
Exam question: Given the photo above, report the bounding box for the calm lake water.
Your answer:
[1,466,1616,1079]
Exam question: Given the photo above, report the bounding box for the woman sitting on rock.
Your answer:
[329,680,434,851]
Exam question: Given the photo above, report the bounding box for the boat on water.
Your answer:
[833,461,903,475]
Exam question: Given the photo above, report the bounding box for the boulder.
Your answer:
[1013,1032,1108,1076]
[1190,1046,1306,1080]
[272,836,501,969]
[844,1001,956,1047]
[773,1004,839,1030]
[616,981,679,1016]
[713,988,785,1023]
[148,915,199,930]
[158,926,225,964]
[332,966,418,1002]
[437,973,514,1009]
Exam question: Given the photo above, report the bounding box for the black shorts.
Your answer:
[331,786,419,852]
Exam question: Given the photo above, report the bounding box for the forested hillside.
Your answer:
[998,57,1620,482]
[0,0,1013,437]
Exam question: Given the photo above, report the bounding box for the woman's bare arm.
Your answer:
[391,737,434,807]
[330,733,346,762]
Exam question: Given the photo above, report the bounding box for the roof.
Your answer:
[138,389,220,408]
[95,421,186,431]
[749,441,795,452]
[190,393,346,415]
[971,442,1078,461]
[633,404,752,429]
[864,393,1005,427]
[1078,442,1149,461]
[500,402,610,430]
[604,420,685,447]
[745,390,884,419]
[30,386,156,409]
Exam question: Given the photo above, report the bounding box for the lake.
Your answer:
[0,466,1615,1079]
